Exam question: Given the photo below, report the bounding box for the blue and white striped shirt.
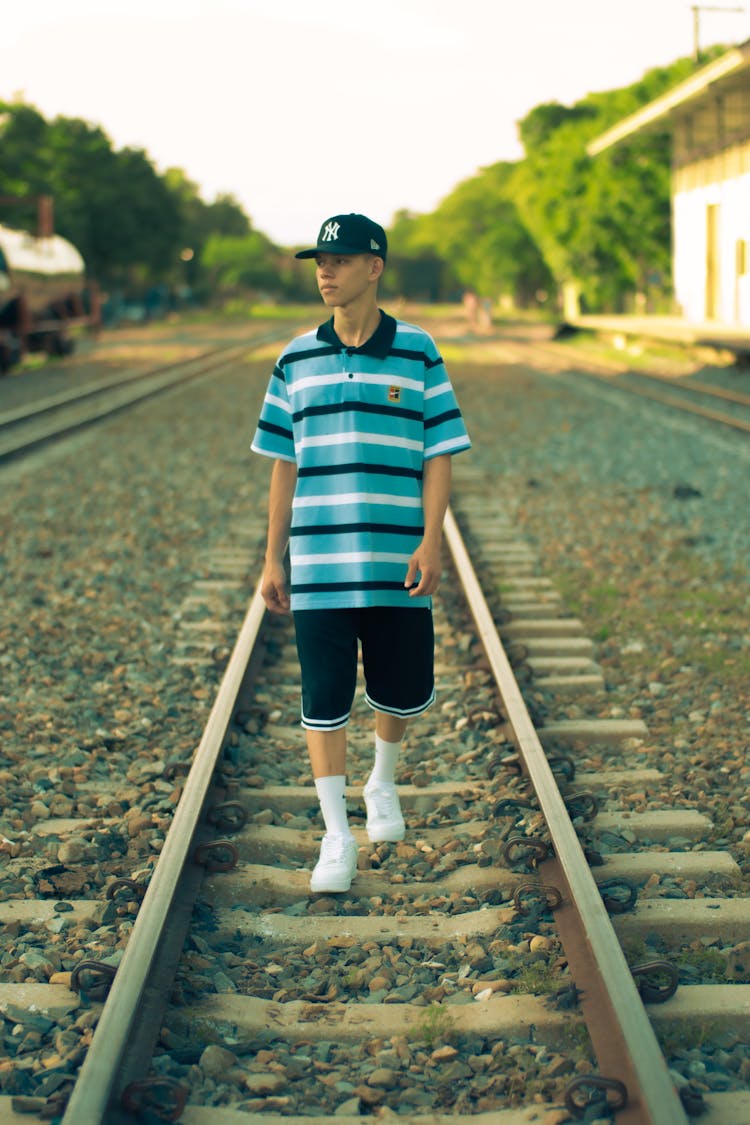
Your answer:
[251,312,470,610]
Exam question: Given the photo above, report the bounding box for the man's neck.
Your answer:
[332,302,381,348]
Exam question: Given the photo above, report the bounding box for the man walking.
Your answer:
[252,213,470,893]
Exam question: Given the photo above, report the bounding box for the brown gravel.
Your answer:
[2,313,749,1118]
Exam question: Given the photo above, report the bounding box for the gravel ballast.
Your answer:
[1,315,749,1118]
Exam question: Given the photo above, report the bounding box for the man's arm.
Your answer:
[404,453,452,597]
[261,458,297,613]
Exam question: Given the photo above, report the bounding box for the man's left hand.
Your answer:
[404,540,442,597]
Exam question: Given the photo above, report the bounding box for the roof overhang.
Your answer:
[588,38,750,155]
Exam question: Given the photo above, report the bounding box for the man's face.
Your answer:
[315,252,380,308]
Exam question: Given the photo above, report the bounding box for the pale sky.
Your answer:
[2,0,749,247]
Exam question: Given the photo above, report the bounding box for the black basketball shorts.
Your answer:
[293,606,435,732]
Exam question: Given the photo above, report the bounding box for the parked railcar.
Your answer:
[0,211,98,374]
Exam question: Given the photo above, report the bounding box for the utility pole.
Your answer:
[691,5,746,62]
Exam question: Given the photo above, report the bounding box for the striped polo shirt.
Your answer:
[251,311,470,611]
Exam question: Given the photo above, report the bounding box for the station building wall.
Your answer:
[672,137,750,325]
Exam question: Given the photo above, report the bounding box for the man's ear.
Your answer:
[370,256,385,281]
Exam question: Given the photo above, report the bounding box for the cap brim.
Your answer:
[294,245,384,260]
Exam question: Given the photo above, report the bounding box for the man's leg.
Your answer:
[361,607,435,843]
[369,712,408,784]
[307,727,347,778]
[295,610,359,893]
[306,727,351,838]
[306,726,358,893]
[364,712,408,842]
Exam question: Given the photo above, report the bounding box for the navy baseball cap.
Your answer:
[295,213,387,261]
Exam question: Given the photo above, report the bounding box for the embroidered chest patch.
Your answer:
[388,385,401,403]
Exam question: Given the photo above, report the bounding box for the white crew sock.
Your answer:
[314,775,352,838]
[368,735,401,785]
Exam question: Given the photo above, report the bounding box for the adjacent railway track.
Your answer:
[582,367,750,435]
[531,337,750,436]
[0,327,306,464]
[3,453,749,1124]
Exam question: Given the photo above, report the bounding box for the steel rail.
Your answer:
[443,506,689,1125]
[0,341,267,464]
[0,326,307,430]
[609,378,750,434]
[61,581,267,1125]
[629,370,750,408]
[530,338,750,434]
[0,325,313,463]
[0,344,234,428]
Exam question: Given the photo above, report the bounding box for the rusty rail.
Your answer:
[443,506,688,1125]
[60,582,267,1125]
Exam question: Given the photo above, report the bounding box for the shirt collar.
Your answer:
[316,310,397,359]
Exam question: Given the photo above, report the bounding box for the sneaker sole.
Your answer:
[366,825,406,843]
[310,875,355,893]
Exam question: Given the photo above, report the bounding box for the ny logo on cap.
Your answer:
[321,221,340,243]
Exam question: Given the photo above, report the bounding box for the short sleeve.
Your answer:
[422,339,471,459]
[251,362,296,462]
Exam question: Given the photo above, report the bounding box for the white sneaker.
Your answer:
[363,780,405,843]
[310,833,358,893]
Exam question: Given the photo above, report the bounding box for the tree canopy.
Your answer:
[0,46,728,312]
[0,101,275,300]
[507,57,704,312]
[386,164,553,305]
[389,49,725,313]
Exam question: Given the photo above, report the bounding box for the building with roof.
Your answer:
[589,39,750,327]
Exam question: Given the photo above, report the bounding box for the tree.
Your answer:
[510,50,725,313]
[430,164,552,305]
[511,103,605,312]
[1,47,729,312]
[386,210,448,301]
[200,231,280,297]
[0,103,55,230]
[0,100,260,297]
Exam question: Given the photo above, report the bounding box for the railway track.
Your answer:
[528,335,750,436]
[1,317,748,1125]
[2,449,749,1124]
[0,327,307,464]
[569,366,750,435]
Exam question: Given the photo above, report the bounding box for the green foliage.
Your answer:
[386,51,720,312]
[385,210,448,301]
[1,103,177,283]
[413,1002,456,1047]
[387,169,553,306]
[512,100,671,310]
[0,44,731,310]
[0,99,268,300]
[201,232,279,294]
[509,49,726,312]
[432,163,553,303]
[508,958,561,995]
[657,1019,726,1056]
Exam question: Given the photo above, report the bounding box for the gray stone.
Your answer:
[244,1071,286,1095]
[199,1044,237,1077]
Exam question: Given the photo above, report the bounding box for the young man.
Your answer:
[251,213,470,893]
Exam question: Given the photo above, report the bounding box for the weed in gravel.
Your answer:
[498,948,565,995]
[414,1002,456,1047]
[508,958,562,995]
[657,1019,726,1056]
[671,944,727,983]
[557,1021,594,1063]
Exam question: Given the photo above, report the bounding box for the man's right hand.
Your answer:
[261,562,290,614]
